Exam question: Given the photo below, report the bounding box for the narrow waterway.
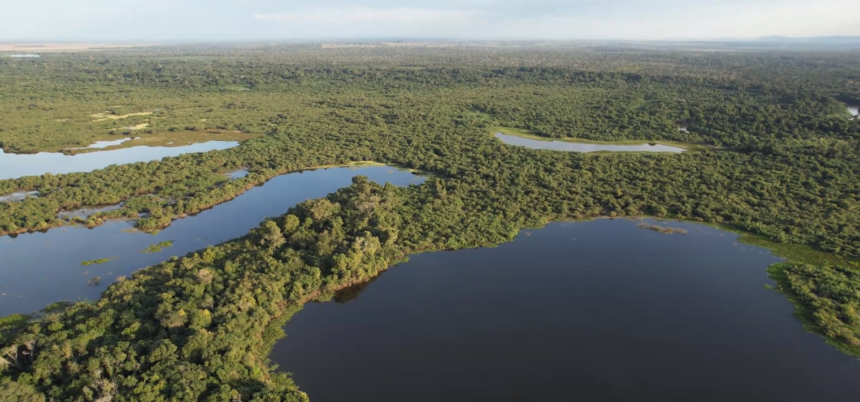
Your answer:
[0,166,424,315]
[0,141,238,180]
[495,132,686,153]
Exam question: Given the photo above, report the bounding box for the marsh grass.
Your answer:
[142,241,174,254]
[80,257,115,266]
[637,223,688,234]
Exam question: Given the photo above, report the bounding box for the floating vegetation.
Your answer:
[87,276,102,286]
[142,240,174,254]
[637,223,688,235]
[80,257,115,266]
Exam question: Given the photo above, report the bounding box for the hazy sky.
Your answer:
[1,0,858,41]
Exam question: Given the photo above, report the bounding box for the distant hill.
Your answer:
[756,36,860,44]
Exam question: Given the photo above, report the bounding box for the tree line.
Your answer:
[0,45,858,401]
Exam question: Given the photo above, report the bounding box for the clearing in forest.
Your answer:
[90,111,153,122]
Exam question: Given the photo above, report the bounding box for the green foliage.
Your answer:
[0,315,29,330]
[0,47,856,258]
[0,45,858,401]
[769,263,860,356]
[0,178,521,401]
[142,241,174,254]
[80,258,114,266]
[0,380,45,402]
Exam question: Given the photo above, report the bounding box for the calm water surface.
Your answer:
[0,191,39,202]
[848,104,859,117]
[0,166,424,315]
[71,138,131,150]
[495,132,686,153]
[0,141,238,180]
[273,220,860,402]
[225,169,250,179]
[57,204,124,220]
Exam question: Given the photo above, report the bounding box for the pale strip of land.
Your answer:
[90,112,154,122]
[0,43,153,52]
[493,126,715,151]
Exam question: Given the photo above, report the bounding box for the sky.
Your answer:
[1,0,858,42]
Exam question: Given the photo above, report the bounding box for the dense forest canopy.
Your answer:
[0,44,858,401]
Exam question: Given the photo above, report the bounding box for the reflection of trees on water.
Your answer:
[334,273,384,304]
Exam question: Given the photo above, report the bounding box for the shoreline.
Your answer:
[493,126,719,152]
[0,161,424,238]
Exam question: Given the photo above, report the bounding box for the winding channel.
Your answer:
[0,165,425,315]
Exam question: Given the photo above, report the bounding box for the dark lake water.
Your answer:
[272,219,860,402]
[0,141,238,180]
[0,166,424,316]
[495,132,686,153]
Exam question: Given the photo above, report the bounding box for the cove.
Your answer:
[0,165,425,316]
[272,219,860,402]
[0,141,238,180]
[495,132,686,153]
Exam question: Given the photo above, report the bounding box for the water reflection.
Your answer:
[331,275,383,304]
[0,166,425,316]
[0,191,39,202]
[495,132,686,153]
[58,204,124,220]
[70,138,131,150]
[847,104,859,118]
[225,169,250,180]
[273,219,860,402]
[0,141,239,180]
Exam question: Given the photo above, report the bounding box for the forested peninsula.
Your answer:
[0,45,858,401]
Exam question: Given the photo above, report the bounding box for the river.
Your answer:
[0,141,239,180]
[272,219,860,402]
[0,165,424,315]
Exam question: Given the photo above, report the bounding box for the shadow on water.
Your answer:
[330,274,385,304]
[272,219,860,402]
